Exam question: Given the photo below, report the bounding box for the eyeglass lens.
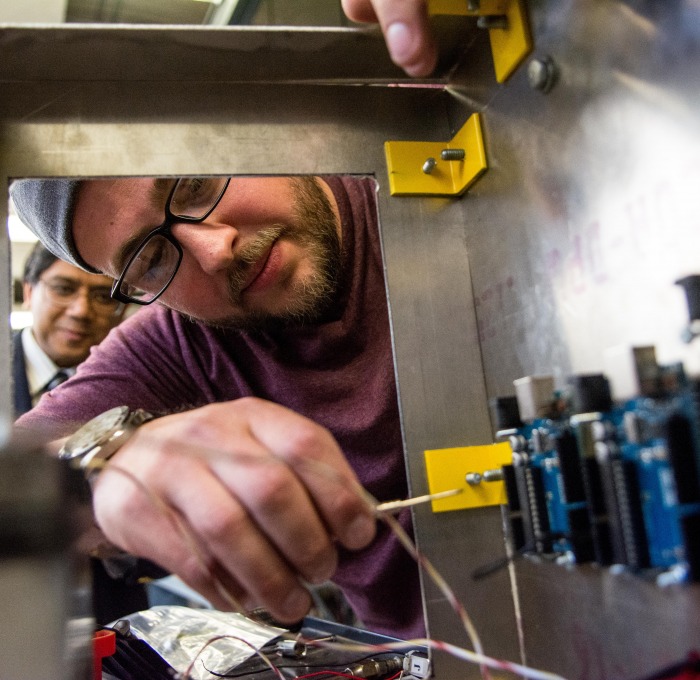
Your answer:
[42,279,121,314]
[118,236,180,303]
[170,177,229,219]
[115,177,229,304]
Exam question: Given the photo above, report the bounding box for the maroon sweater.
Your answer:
[18,175,424,639]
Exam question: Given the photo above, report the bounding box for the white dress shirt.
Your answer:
[20,327,76,406]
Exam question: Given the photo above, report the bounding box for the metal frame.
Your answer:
[0,19,520,679]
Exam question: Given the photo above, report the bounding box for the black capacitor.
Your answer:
[490,395,523,430]
[676,274,700,322]
[568,374,613,414]
[665,413,700,504]
[681,513,700,582]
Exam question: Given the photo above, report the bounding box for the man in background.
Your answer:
[13,241,127,415]
[12,241,147,624]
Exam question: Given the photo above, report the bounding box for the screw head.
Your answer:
[422,157,437,174]
[466,472,483,485]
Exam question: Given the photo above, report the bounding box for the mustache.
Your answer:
[227,225,285,301]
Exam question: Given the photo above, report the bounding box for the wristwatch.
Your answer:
[59,405,154,479]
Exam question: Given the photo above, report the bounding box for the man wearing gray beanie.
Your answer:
[11,173,425,641]
[8,0,443,640]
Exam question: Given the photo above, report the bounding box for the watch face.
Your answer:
[60,405,130,459]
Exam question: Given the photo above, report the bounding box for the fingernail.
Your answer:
[282,588,310,619]
[386,22,417,65]
[346,514,376,549]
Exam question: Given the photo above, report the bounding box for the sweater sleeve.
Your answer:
[15,306,211,440]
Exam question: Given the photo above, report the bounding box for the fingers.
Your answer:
[94,444,314,622]
[237,398,377,551]
[90,398,377,624]
[342,0,437,77]
[167,453,317,621]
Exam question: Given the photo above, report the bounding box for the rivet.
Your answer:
[527,56,558,93]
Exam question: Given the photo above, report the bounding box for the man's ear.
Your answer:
[22,281,33,310]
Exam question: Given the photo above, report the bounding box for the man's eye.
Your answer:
[91,290,114,305]
[50,284,76,297]
[132,241,166,278]
[171,177,220,217]
[183,177,205,194]
[122,235,179,295]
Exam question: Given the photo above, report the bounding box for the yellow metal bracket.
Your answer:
[428,0,533,83]
[384,112,487,196]
[423,442,512,512]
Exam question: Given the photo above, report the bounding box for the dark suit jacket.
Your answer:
[12,331,33,417]
[11,328,149,623]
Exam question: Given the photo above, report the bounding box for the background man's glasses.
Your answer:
[111,177,230,305]
[39,278,124,316]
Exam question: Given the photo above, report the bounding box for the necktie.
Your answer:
[43,370,70,393]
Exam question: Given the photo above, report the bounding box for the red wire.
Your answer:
[294,673,359,680]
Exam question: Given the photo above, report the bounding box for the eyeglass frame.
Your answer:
[111,177,231,306]
[37,276,125,317]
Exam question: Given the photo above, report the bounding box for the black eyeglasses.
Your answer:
[111,177,231,305]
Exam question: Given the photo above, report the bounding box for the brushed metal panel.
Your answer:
[442,0,700,677]
[515,560,700,678]
[0,19,476,84]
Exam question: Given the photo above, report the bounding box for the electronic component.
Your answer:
[403,651,431,679]
[344,655,404,678]
[496,357,700,584]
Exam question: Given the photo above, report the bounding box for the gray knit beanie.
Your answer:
[9,178,100,274]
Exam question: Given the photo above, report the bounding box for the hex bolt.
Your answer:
[467,0,480,11]
[527,56,558,93]
[466,472,483,485]
[422,157,437,174]
[440,148,465,161]
[477,15,508,30]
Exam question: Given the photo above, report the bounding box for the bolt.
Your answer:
[422,157,437,174]
[440,148,465,161]
[527,56,558,93]
[466,472,483,485]
[483,468,504,482]
[477,15,508,30]
[467,0,480,11]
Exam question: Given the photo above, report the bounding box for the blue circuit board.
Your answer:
[500,378,700,583]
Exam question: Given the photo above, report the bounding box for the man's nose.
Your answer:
[172,221,237,275]
[64,289,92,317]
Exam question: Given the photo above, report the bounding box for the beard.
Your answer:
[203,177,342,331]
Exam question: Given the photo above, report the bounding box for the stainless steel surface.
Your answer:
[450,0,700,397]
[0,18,475,84]
[1,3,700,678]
[442,0,700,677]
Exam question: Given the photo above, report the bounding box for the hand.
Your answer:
[91,397,377,623]
[342,0,437,77]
